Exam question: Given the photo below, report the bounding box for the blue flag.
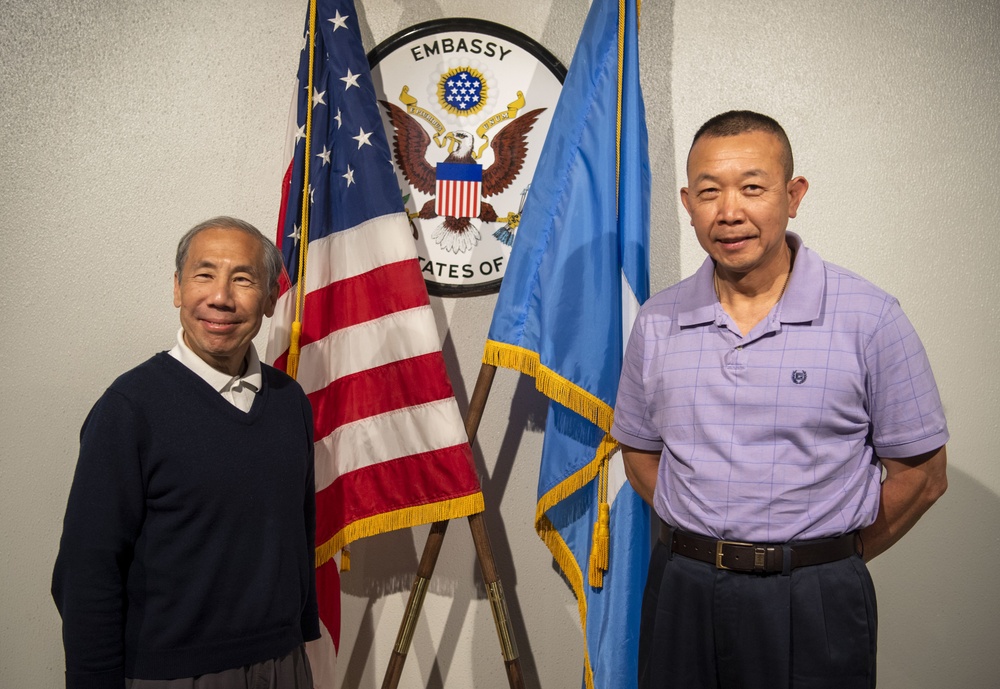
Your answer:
[483,0,650,687]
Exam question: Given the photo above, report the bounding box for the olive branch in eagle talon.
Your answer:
[380,99,544,253]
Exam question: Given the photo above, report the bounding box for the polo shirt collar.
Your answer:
[676,231,823,327]
[777,232,824,323]
[677,259,719,327]
[169,328,262,394]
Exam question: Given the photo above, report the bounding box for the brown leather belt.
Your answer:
[660,522,858,574]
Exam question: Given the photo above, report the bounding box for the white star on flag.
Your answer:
[334,108,342,129]
[352,127,373,149]
[328,10,348,30]
[340,68,360,90]
[342,165,355,186]
[316,145,332,165]
[312,88,326,107]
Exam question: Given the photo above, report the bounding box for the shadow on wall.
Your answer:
[869,465,1000,689]
[339,357,549,688]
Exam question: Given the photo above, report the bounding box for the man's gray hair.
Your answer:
[175,216,284,291]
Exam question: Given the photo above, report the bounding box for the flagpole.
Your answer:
[382,363,525,689]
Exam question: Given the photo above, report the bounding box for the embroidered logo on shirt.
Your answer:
[791,370,808,384]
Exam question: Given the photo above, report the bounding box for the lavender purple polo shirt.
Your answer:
[611,233,949,543]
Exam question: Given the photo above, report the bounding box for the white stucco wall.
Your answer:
[2,1,997,687]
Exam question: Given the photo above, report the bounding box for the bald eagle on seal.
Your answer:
[380,101,544,253]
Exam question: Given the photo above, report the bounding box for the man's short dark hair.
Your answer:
[175,216,284,291]
[690,110,794,181]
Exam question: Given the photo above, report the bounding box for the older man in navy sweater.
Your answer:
[53,217,319,688]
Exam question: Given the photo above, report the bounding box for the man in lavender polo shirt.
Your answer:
[612,111,948,689]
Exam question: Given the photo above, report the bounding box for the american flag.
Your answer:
[265,0,485,684]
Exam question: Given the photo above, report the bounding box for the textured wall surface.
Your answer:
[1,0,997,687]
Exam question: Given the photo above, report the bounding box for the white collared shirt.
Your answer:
[168,328,262,412]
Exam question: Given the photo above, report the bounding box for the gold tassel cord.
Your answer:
[615,0,625,213]
[340,546,350,572]
[535,433,618,534]
[287,0,318,380]
[585,0,630,593]
[482,339,618,590]
[531,432,617,689]
[588,456,611,588]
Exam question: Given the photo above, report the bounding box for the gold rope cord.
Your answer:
[287,0,318,380]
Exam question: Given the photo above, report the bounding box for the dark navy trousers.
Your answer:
[639,540,877,689]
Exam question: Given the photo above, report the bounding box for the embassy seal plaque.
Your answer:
[369,19,565,296]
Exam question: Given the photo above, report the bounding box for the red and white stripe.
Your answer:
[435,179,481,218]
[266,179,483,689]
[267,210,481,534]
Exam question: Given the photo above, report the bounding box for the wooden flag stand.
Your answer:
[381,363,525,689]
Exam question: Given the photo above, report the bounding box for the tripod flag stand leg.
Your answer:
[381,363,524,689]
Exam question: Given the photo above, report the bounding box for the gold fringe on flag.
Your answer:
[314,492,485,568]
[532,433,618,689]
[537,513,595,689]
[483,341,615,433]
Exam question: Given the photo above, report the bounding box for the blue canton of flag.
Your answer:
[483,0,650,688]
[443,70,484,111]
[274,1,402,254]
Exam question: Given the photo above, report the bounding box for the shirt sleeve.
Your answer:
[866,298,949,458]
[612,312,664,452]
[299,393,321,643]
[51,389,146,689]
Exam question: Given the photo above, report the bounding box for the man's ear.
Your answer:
[787,176,809,218]
[680,187,694,223]
[173,272,182,308]
[264,285,278,319]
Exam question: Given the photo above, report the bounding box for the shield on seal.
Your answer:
[435,162,483,218]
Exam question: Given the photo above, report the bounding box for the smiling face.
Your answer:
[681,130,808,283]
[172,227,277,375]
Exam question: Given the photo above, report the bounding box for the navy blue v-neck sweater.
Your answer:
[53,353,320,688]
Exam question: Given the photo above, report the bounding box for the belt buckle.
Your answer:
[715,539,753,570]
